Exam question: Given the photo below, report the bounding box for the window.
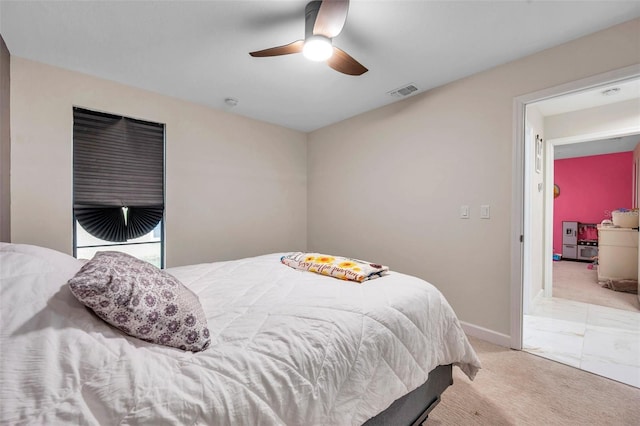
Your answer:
[73,108,165,267]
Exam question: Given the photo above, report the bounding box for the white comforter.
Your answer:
[0,244,480,425]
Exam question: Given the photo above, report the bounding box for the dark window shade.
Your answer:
[73,108,164,242]
[75,206,164,242]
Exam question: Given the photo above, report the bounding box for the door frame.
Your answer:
[510,64,640,349]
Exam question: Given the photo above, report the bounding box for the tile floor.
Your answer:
[523,296,640,388]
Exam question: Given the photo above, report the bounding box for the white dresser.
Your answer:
[597,226,638,281]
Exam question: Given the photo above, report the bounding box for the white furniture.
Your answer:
[597,226,638,281]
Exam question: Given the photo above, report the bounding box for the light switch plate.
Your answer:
[460,205,470,219]
[480,205,490,219]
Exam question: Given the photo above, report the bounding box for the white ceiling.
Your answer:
[554,134,640,159]
[530,77,640,159]
[1,0,640,132]
[535,78,640,117]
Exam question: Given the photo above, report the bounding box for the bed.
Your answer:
[0,243,481,425]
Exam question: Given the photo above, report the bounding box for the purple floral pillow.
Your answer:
[68,251,210,352]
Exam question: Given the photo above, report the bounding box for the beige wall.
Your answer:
[308,19,640,335]
[8,18,640,336]
[0,35,9,242]
[10,58,307,267]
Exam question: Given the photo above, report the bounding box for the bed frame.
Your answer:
[363,364,453,426]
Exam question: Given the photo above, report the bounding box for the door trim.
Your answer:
[511,64,640,350]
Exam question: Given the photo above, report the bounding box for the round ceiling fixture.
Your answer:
[224,97,239,107]
[303,35,333,62]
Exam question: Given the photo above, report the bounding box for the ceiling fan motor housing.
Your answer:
[305,1,323,40]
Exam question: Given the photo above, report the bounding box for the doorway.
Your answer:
[512,65,640,387]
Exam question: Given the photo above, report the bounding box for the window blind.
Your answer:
[73,108,164,242]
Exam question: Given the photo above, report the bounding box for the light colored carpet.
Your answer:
[427,336,640,425]
[552,260,639,312]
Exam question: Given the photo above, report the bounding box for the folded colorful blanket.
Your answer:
[281,252,389,283]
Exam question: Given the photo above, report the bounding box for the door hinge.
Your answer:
[520,235,524,243]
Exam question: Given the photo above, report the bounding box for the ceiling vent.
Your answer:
[387,83,419,98]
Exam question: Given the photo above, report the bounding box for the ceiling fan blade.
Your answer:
[249,40,304,57]
[313,0,349,38]
[327,46,368,76]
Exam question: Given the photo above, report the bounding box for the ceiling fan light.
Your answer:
[303,36,333,61]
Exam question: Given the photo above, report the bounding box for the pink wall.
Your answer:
[553,151,633,253]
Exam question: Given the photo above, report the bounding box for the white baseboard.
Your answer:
[532,289,544,305]
[460,321,511,348]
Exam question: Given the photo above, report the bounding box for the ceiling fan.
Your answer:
[249,0,368,76]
